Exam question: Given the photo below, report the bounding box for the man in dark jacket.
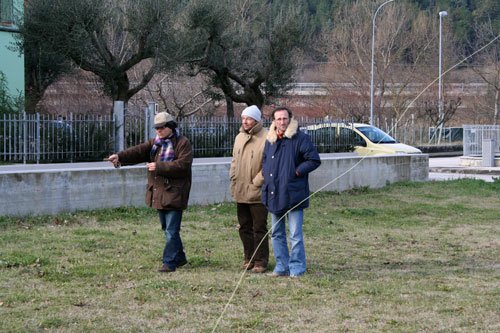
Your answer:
[108,112,193,273]
[262,107,321,278]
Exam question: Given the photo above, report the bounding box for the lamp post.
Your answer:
[438,11,448,127]
[370,0,394,126]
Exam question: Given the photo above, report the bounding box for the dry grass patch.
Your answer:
[1,179,499,332]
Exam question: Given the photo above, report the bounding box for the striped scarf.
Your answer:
[151,129,179,162]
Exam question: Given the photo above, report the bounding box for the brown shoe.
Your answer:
[240,261,254,270]
[158,264,175,273]
[251,265,267,274]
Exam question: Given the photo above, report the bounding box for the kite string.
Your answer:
[211,33,500,332]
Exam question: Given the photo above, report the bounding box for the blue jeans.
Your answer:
[271,209,305,276]
[158,209,186,270]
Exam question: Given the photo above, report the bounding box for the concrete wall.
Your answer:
[0,154,428,217]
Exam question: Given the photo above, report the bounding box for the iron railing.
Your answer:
[1,112,466,163]
[0,113,114,163]
[463,125,500,156]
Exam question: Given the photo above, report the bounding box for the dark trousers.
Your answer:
[237,202,269,267]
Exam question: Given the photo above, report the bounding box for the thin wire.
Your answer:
[388,34,500,138]
[211,156,363,333]
[211,33,500,332]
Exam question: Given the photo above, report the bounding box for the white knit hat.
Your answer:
[241,105,261,122]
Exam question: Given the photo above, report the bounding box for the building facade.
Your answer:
[0,0,24,97]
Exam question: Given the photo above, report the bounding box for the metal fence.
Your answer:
[181,116,360,156]
[463,125,500,156]
[124,112,149,150]
[1,112,467,163]
[181,116,244,157]
[1,113,114,163]
[374,119,463,146]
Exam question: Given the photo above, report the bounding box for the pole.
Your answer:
[370,0,394,126]
[437,11,447,144]
[113,101,125,152]
[146,102,158,140]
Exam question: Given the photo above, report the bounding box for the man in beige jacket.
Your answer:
[230,105,269,273]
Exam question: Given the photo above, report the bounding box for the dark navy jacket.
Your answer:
[261,119,321,215]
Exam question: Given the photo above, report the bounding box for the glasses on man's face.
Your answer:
[154,125,167,130]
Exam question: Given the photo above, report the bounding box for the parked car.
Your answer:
[303,122,422,156]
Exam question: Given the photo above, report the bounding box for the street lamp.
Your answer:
[370,0,394,126]
[438,11,448,127]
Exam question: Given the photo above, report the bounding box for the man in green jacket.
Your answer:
[108,112,193,273]
[230,105,269,273]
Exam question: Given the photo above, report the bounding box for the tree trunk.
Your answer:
[244,85,264,110]
[24,89,42,113]
[111,72,131,103]
[225,96,234,118]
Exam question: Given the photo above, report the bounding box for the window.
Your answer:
[0,0,14,26]
[356,126,397,144]
[340,127,365,147]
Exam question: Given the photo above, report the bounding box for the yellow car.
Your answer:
[303,122,422,156]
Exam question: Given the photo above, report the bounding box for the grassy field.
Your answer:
[1,179,499,332]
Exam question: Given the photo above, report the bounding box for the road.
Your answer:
[428,156,499,183]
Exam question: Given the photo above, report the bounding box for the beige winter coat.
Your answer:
[230,122,267,203]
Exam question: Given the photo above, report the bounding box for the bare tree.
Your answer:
[420,97,462,143]
[320,0,451,124]
[128,70,217,119]
[468,21,500,125]
[37,71,112,115]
